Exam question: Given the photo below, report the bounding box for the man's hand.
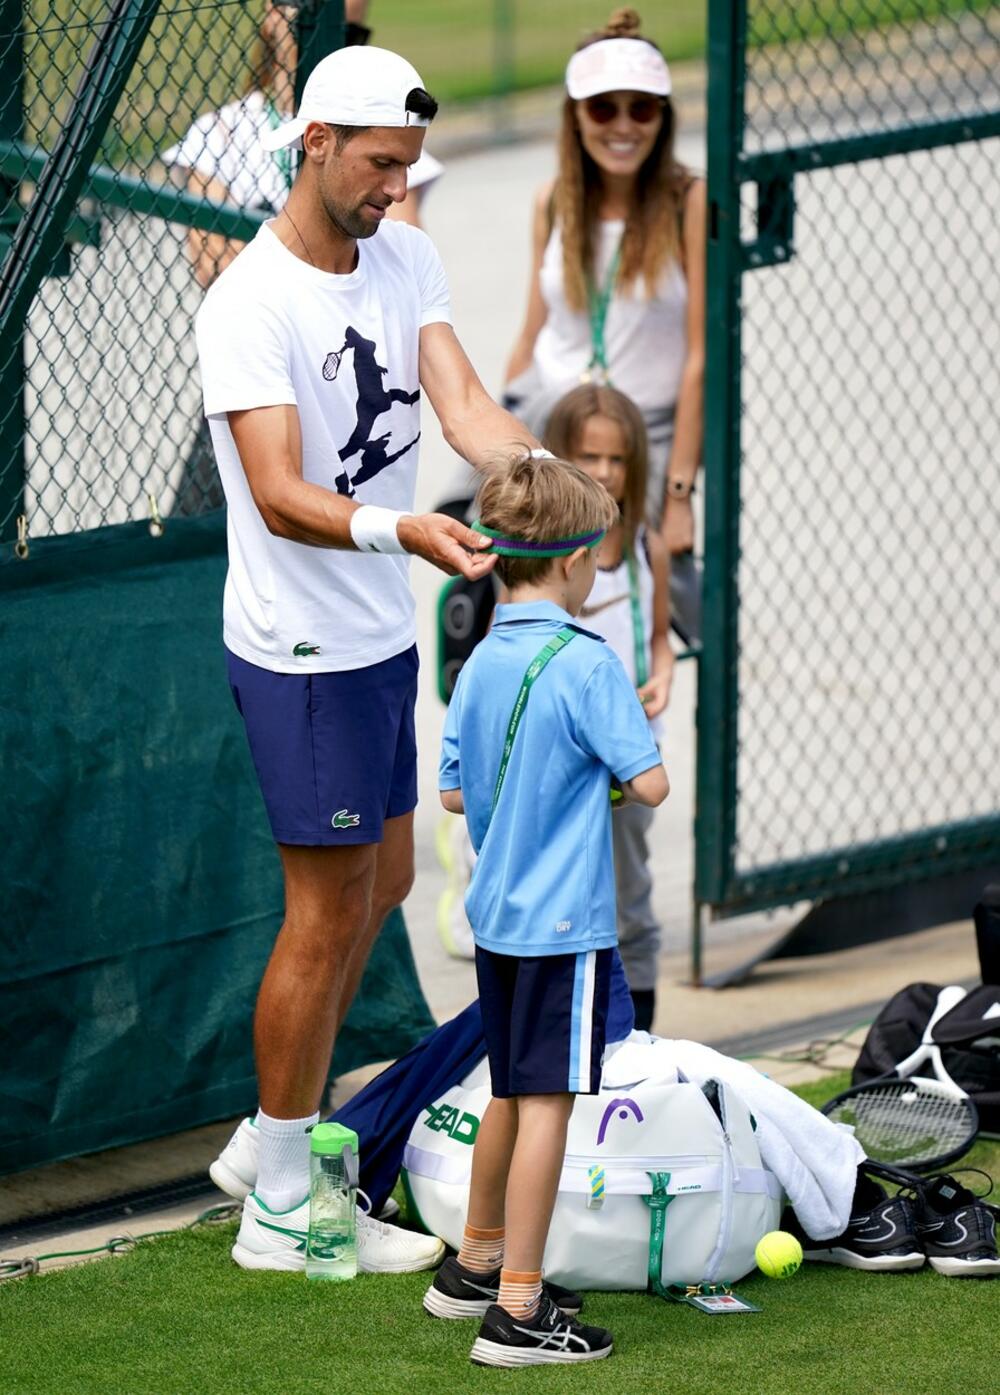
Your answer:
[398,513,497,580]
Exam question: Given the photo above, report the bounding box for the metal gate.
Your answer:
[696,3,1000,938]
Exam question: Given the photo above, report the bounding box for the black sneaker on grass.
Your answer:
[469,1294,612,1368]
[783,1173,924,1272]
[910,1175,1000,1277]
[423,1256,582,1319]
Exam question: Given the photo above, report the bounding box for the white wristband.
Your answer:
[349,505,412,555]
[529,447,555,459]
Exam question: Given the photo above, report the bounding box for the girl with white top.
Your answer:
[505,7,705,637]
[544,383,673,1030]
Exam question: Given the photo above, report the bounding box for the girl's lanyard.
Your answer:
[583,239,622,384]
[624,543,649,689]
[489,627,577,824]
[265,98,294,191]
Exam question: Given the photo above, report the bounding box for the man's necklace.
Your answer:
[282,207,317,268]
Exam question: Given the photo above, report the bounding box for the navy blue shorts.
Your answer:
[475,946,613,1098]
[226,645,418,846]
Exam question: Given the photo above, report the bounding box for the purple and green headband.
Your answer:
[472,520,606,558]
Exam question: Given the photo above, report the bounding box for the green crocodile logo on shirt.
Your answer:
[293,641,321,657]
[332,809,361,829]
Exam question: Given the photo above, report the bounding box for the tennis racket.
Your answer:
[821,985,978,1171]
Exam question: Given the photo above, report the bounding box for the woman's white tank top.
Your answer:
[578,525,662,738]
[532,219,688,413]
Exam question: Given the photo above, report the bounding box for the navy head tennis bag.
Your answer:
[853,982,1000,1136]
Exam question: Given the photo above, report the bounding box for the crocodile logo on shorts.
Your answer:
[292,641,321,657]
[332,809,361,829]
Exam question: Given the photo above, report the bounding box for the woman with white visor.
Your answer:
[503,7,705,641]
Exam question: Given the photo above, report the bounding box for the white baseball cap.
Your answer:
[565,38,671,101]
[261,46,431,152]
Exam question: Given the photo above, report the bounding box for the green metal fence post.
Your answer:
[0,0,162,362]
[692,0,749,980]
[295,0,345,101]
[0,0,24,542]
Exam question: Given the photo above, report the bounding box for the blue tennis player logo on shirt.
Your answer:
[324,326,421,497]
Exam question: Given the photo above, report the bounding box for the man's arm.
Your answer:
[418,321,542,469]
[228,404,496,580]
[440,788,465,814]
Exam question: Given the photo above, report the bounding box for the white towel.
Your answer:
[603,1034,866,1240]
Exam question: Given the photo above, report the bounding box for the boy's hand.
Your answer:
[637,662,674,719]
[399,513,497,581]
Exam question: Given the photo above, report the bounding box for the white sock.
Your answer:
[254,1108,318,1213]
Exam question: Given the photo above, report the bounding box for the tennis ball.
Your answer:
[755,1231,803,1279]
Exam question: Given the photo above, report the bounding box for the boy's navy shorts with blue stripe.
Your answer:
[475,946,613,1098]
[226,645,418,846]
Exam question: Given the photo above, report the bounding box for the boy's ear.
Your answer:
[562,545,590,578]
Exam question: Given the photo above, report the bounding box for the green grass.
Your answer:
[3,1072,998,1395]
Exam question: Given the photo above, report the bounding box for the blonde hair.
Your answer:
[475,451,617,587]
[542,384,649,549]
[556,7,690,312]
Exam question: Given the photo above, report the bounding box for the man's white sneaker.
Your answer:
[231,1190,445,1274]
[209,1116,400,1219]
[232,1191,312,1271]
[357,1196,445,1273]
[209,1117,258,1201]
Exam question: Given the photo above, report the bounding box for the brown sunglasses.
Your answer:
[584,94,665,125]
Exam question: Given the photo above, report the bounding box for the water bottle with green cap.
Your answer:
[306,1121,359,1280]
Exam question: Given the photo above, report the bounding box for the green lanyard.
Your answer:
[624,543,649,688]
[489,627,578,822]
[265,98,294,191]
[583,239,622,384]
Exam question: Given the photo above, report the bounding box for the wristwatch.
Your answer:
[666,477,695,500]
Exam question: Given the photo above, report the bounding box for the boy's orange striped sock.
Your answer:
[457,1223,505,1273]
[497,1268,543,1319]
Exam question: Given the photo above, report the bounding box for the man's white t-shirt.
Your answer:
[195,219,451,673]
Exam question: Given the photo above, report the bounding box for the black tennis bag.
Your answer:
[853,982,1000,1135]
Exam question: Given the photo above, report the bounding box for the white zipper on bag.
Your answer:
[702,1084,736,1284]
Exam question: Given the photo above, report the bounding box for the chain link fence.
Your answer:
[699,1,1000,912]
[1,1,292,541]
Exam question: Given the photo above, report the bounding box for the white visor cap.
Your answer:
[565,38,671,101]
[261,45,431,152]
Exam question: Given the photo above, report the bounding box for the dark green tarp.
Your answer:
[0,515,435,1174]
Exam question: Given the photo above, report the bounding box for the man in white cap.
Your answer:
[196,45,543,1273]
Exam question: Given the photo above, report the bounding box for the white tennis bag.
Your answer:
[402,1045,782,1291]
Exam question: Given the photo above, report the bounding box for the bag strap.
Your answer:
[489,626,577,823]
[624,541,649,688]
[584,238,622,384]
[264,98,295,190]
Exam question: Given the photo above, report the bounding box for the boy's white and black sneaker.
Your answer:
[469,1293,612,1368]
[423,1256,582,1319]
[785,1174,924,1271]
[911,1175,1000,1277]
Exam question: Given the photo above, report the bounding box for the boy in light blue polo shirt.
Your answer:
[426,452,668,1368]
